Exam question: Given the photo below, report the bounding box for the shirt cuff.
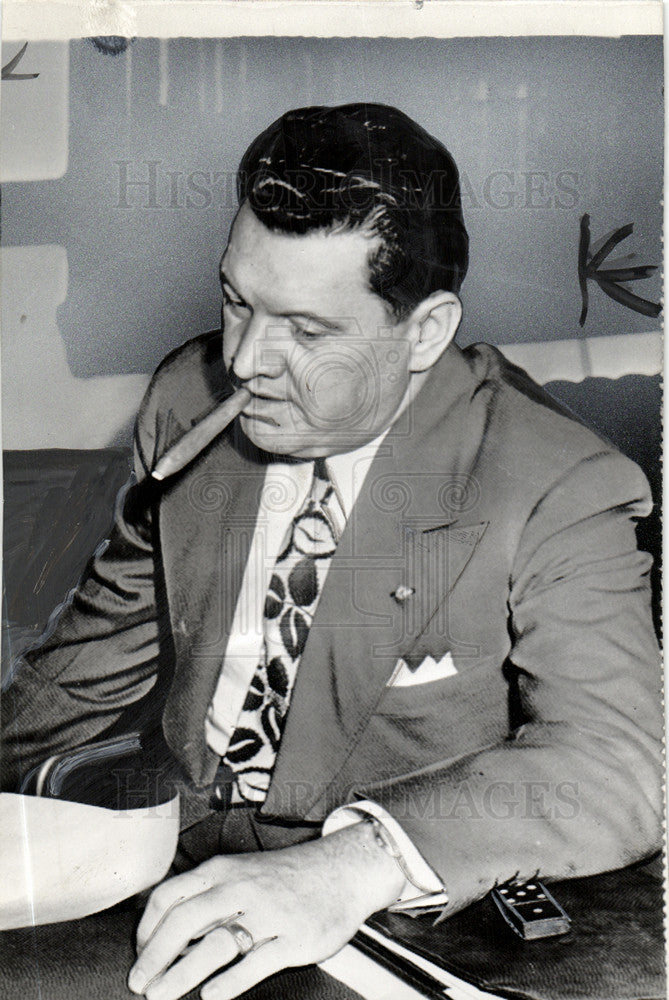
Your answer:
[321,799,448,912]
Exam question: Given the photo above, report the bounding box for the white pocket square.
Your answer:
[389,652,458,687]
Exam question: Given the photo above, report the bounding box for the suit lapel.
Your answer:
[400,520,489,667]
[262,345,491,821]
[161,430,266,784]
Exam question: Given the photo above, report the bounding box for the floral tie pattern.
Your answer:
[224,459,344,803]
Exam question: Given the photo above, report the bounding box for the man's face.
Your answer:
[220,202,416,458]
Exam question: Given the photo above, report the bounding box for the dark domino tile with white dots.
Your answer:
[491,880,571,940]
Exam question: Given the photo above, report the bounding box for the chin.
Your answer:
[240,416,301,457]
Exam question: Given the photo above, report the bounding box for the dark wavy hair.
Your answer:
[237,103,469,319]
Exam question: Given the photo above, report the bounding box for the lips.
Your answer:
[242,394,283,426]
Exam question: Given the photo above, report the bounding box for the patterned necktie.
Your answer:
[224,458,345,803]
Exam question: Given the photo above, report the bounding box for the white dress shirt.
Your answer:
[205,431,447,910]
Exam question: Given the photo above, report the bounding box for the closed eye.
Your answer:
[222,287,249,311]
[293,322,325,341]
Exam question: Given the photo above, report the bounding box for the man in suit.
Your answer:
[2,104,662,1000]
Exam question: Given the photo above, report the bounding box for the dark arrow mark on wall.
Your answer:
[2,43,39,80]
[578,213,661,327]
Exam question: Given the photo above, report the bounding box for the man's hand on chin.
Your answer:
[127,820,405,1000]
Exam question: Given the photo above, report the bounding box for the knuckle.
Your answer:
[147,884,171,911]
[196,857,225,886]
[203,855,229,877]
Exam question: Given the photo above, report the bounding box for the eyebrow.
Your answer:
[219,269,344,332]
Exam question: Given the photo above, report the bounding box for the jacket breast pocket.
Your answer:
[366,656,509,774]
[375,653,501,719]
[378,670,462,717]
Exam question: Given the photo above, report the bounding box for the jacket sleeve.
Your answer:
[353,450,663,916]
[1,390,165,792]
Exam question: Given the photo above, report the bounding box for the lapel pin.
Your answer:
[391,585,415,603]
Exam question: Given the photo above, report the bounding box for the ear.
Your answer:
[407,291,462,372]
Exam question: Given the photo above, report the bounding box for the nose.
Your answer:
[229,314,287,384]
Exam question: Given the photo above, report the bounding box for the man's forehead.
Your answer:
[221,203,382,312]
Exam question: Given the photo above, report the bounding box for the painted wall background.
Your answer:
[0,34,662,447]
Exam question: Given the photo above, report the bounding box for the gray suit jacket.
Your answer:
[3,333,662,914]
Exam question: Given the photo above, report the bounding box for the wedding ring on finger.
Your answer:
[195,911,277,959]
[222,919,255,956]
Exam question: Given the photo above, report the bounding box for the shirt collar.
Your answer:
[262,429,390,521]
[323,428,390,518]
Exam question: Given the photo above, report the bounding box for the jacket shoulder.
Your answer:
[464,343,651,512]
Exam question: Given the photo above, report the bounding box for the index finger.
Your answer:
[129,891,229,995]
[136,867,214,952]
